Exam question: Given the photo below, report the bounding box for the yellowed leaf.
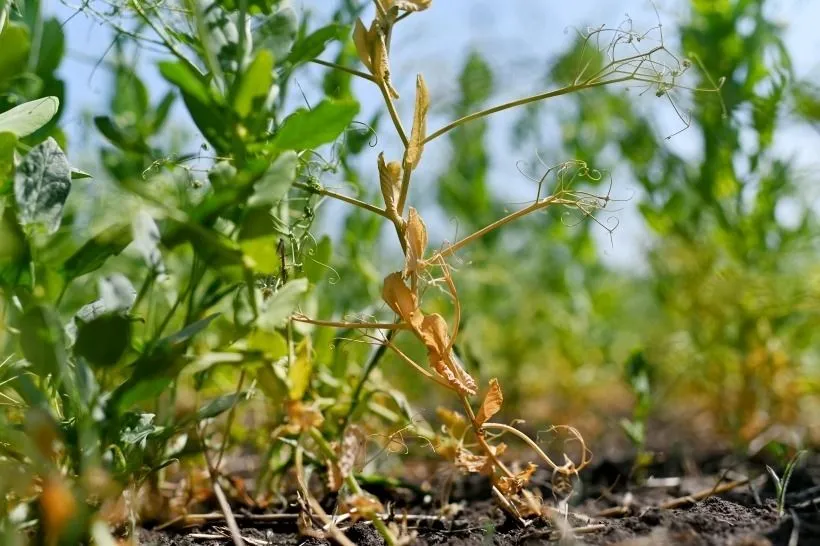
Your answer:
[404,74,429,171]
[344,494,385,522]
[353,18,372,72]
[378,152,401,216]
[284,400,324,432]
[40,474,77,542]
[420,314,477,396]
[475,378,503,426]
[496,462,537,496]
[403,207,427,277]
[436,407,468,438]
[288,338,313,400]
[382,272,422,329]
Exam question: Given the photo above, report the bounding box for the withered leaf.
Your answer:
[436,407,468,438]
[496,462,537,497]
[382,272,422,329]
[403,207,427,277]
[378,152,401,216]
[284,400,324,432]
[454,447,495,475]
[475,378,503,426]
[392,0,433,11]
[337,425,366,481]
[404,74,429,171]
[345,494,385,522]
[420,314,477,396]
[353,19,372,72]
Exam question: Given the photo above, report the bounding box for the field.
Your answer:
[1,0,819,545]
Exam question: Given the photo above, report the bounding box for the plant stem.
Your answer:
[311,59,375,82]
[425,195,573,263]
[293,181,391,219]
[379,82,408,146]
[341,330,394,431]
[292,315,408,330]
[395,164,412,217]
[424,77,632,144]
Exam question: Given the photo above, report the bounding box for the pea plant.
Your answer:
[0,0,708,544]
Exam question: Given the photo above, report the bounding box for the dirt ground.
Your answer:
[136,453,820,545]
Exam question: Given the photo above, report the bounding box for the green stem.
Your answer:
[293,181,391,219]
[341,330,394,431]
[424,77,632,144]
[311,59,375,82]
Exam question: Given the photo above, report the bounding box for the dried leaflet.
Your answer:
[403,207,427,277]
[337,426,366,480]
[353,18,373,71]
[378,153,401,217]
[382,272,423,329]
[404,75,429,171]
[284,400,324,433]
[475,378,503,426]
[344,494,385,522]
[496,462,537,496]
[391,0,432,11]
[419,313,477,396]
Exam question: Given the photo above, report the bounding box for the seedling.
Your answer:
[766,450,806,517]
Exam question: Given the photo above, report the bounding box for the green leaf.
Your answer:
[246,329,288,359]
[233,49,274,118]
[0,131,16,192]
[286,23,349,67]
[19,304,67,379]
[195,392,248,421]
[159,61,212,106]
[248,150,297,207]
[112,66,149,119]
[239,208,279,274]
[258,277,308,330]
[62,223,132,280]
[94,116,150,153]
[254,7,298,59]
[288,352,312,400]
[14,137,71,234]
[35,18,65,76]
[149,91,176,133]
[303,235,332,283]
[0,97,60,138]
[0,22,29,83]
[70,168,92,180]
[114,377,173,411]
[74,314,132,368]
[272,99,359,150]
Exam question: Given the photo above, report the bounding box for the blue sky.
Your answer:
[49,0,820,268]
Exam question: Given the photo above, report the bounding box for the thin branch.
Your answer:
[379,82,408,146]
[292,315,409,330]
[424,77,632,144]
[311,58,376,82]
[294,181,392,219]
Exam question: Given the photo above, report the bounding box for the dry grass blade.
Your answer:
[404,74,430,170]
[475,378,503,426]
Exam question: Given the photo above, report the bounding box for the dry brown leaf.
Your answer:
[496,462,538,496]
[372,26,399,99]
[344,494,385,522]
[475,378,503,426]
[353,18,372,72]
[420,314,477,396]
[337,425,366,481]
[391,0,432,11]
[382,272,423,329]
[378,153,401,216]
[284,400,324,432]
[436,407,468,438]
[404,74,429,171]
[403,207,427,277]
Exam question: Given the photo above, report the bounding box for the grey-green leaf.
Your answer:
[14,137,71,234]
[0,97,60,138]
[248,151,297,207]
[258,277,309,330]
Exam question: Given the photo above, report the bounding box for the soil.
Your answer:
[136,453,820,546]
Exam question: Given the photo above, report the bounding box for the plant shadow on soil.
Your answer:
[138,452,819,545]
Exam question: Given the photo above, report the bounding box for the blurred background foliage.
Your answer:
[1,0,820,540]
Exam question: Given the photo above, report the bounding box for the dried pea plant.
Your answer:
[292,0,712,532]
